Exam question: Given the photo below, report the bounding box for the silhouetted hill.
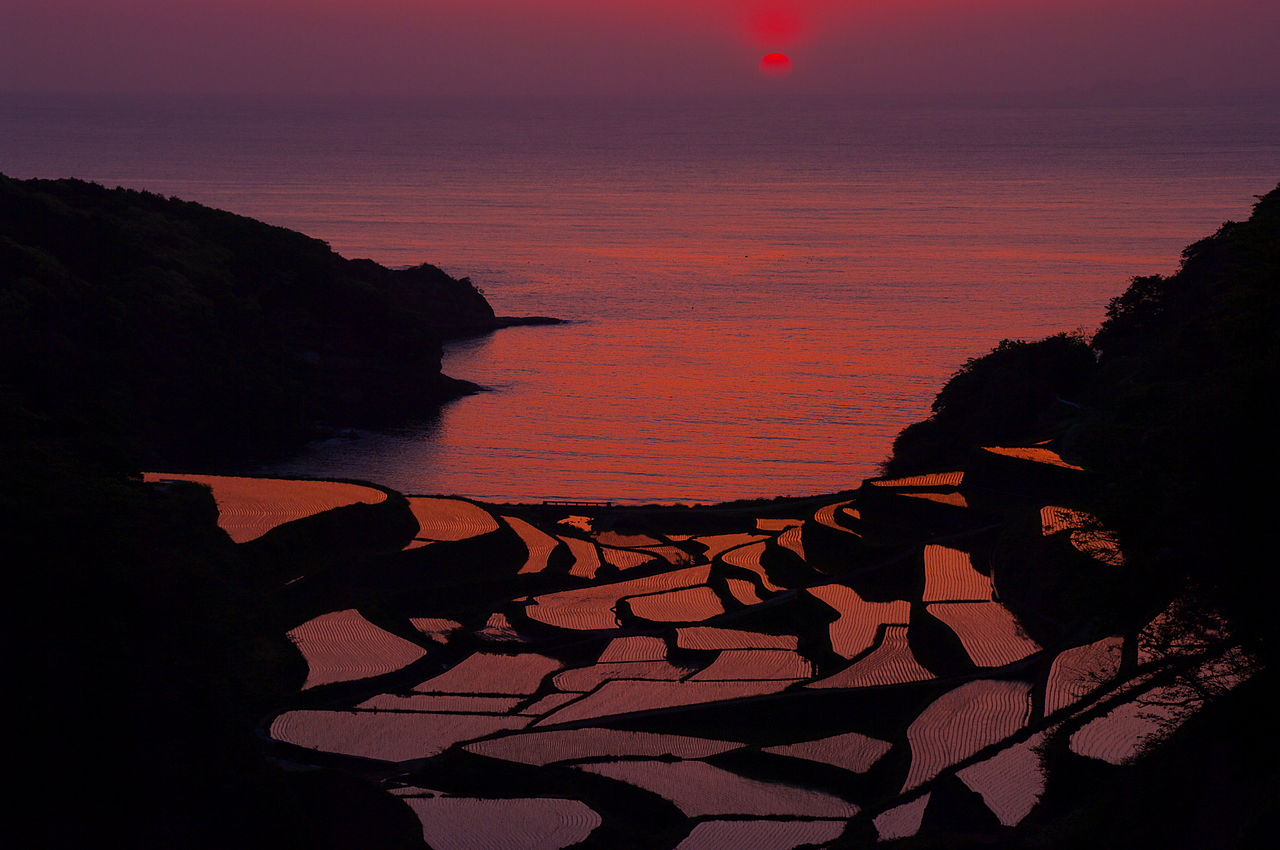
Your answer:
[1,174,508,468]
[878,185,1278,848]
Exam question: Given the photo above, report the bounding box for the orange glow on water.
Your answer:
[761,52,793,75]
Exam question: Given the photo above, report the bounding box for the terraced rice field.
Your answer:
[504,516,560,573]
[874,794,930,841]
[600,545,657,570]
[535,680,796,726]
[813,499,857,530]
[558,535,603,578]
[982,446,1085,470]
[777,524,805,559]
[904,491,969,507]
[674,819,848,850]
[807,584,911,659]
[693,532,768,560]
[464,728,742,766]
[236,471,1242,846]
[807,626,934,689]
[576,760,860,818]
[720,541,784,592]
[552,660,691,691]
[762,731,893,774]
[288,609,427,689]
[525,566,712,630]
[141,472,386,542]
[1044,637,1123,714]
[955,731,1047,827]
[627,586,725,622]
[869,471,965,488]
[595,531,663,547]
[922,545,992,602]
[397,796,601,850]
[926,602,1041,667]
[688,649,812,681]
[675,626,798,651]
[413,652,564,695]
[270,710,530,762]
[902,680,1032,790]
[599,635,669,661]
[407,497,500,541]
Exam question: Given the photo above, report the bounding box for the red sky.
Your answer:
[3,0,1277,97]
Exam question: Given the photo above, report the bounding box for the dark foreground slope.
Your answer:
[1,178,521,849]
[1,174,502,468]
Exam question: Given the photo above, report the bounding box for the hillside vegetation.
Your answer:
[1,174,497,468]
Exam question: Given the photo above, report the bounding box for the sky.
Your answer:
[3,0,1278,98]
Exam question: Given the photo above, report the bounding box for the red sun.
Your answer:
[760,53,793,76]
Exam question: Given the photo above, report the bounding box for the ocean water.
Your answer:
[5,93,1276,502]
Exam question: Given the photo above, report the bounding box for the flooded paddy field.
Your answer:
[144,455,1256,848]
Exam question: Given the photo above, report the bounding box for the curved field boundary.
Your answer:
[776,525,806,560]
[412,652,565,695]
[874,793,930,841]
[525,566,712,631]
[398,796,601,850]
[600,545,659,571]
[926,602,1041,667]
[902,679,1032,790]
[762,730,893,774]
[922,545,992,602]
[806,584,911,659]
[558,535,604,579]
[626,586,726,623]
[806,626,933,689]
[269,710,530,763]
[1044,636,1124,715]
[813,499,858,531]
[576,760,860,818]
[869,471,965,488]
[695,533,769,561]
[553,660,692,692]
[725,578,765,606]
[142,472,387,543]
[503,516,561,574]
[904,491,969,508]
[673,819,847,850]
[410,617,464,643]
[535,679,794,727]
[720,541,785,592]
[599,635,670,662]
[288,609,428,690]
[676,627,798,651]
[981,446,1084,471]
[955,731,1047,827]
[687,649,813,681]
[407,496,500,541]
[755,518,804,532]
[464,727,742,766]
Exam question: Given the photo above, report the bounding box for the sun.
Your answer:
[760,52,793,77]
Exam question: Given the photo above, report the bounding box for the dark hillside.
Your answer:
[1,174,497,467]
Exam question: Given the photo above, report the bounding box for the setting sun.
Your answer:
[760,52,793,76]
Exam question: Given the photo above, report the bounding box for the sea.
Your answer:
[4,92,1276,503]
